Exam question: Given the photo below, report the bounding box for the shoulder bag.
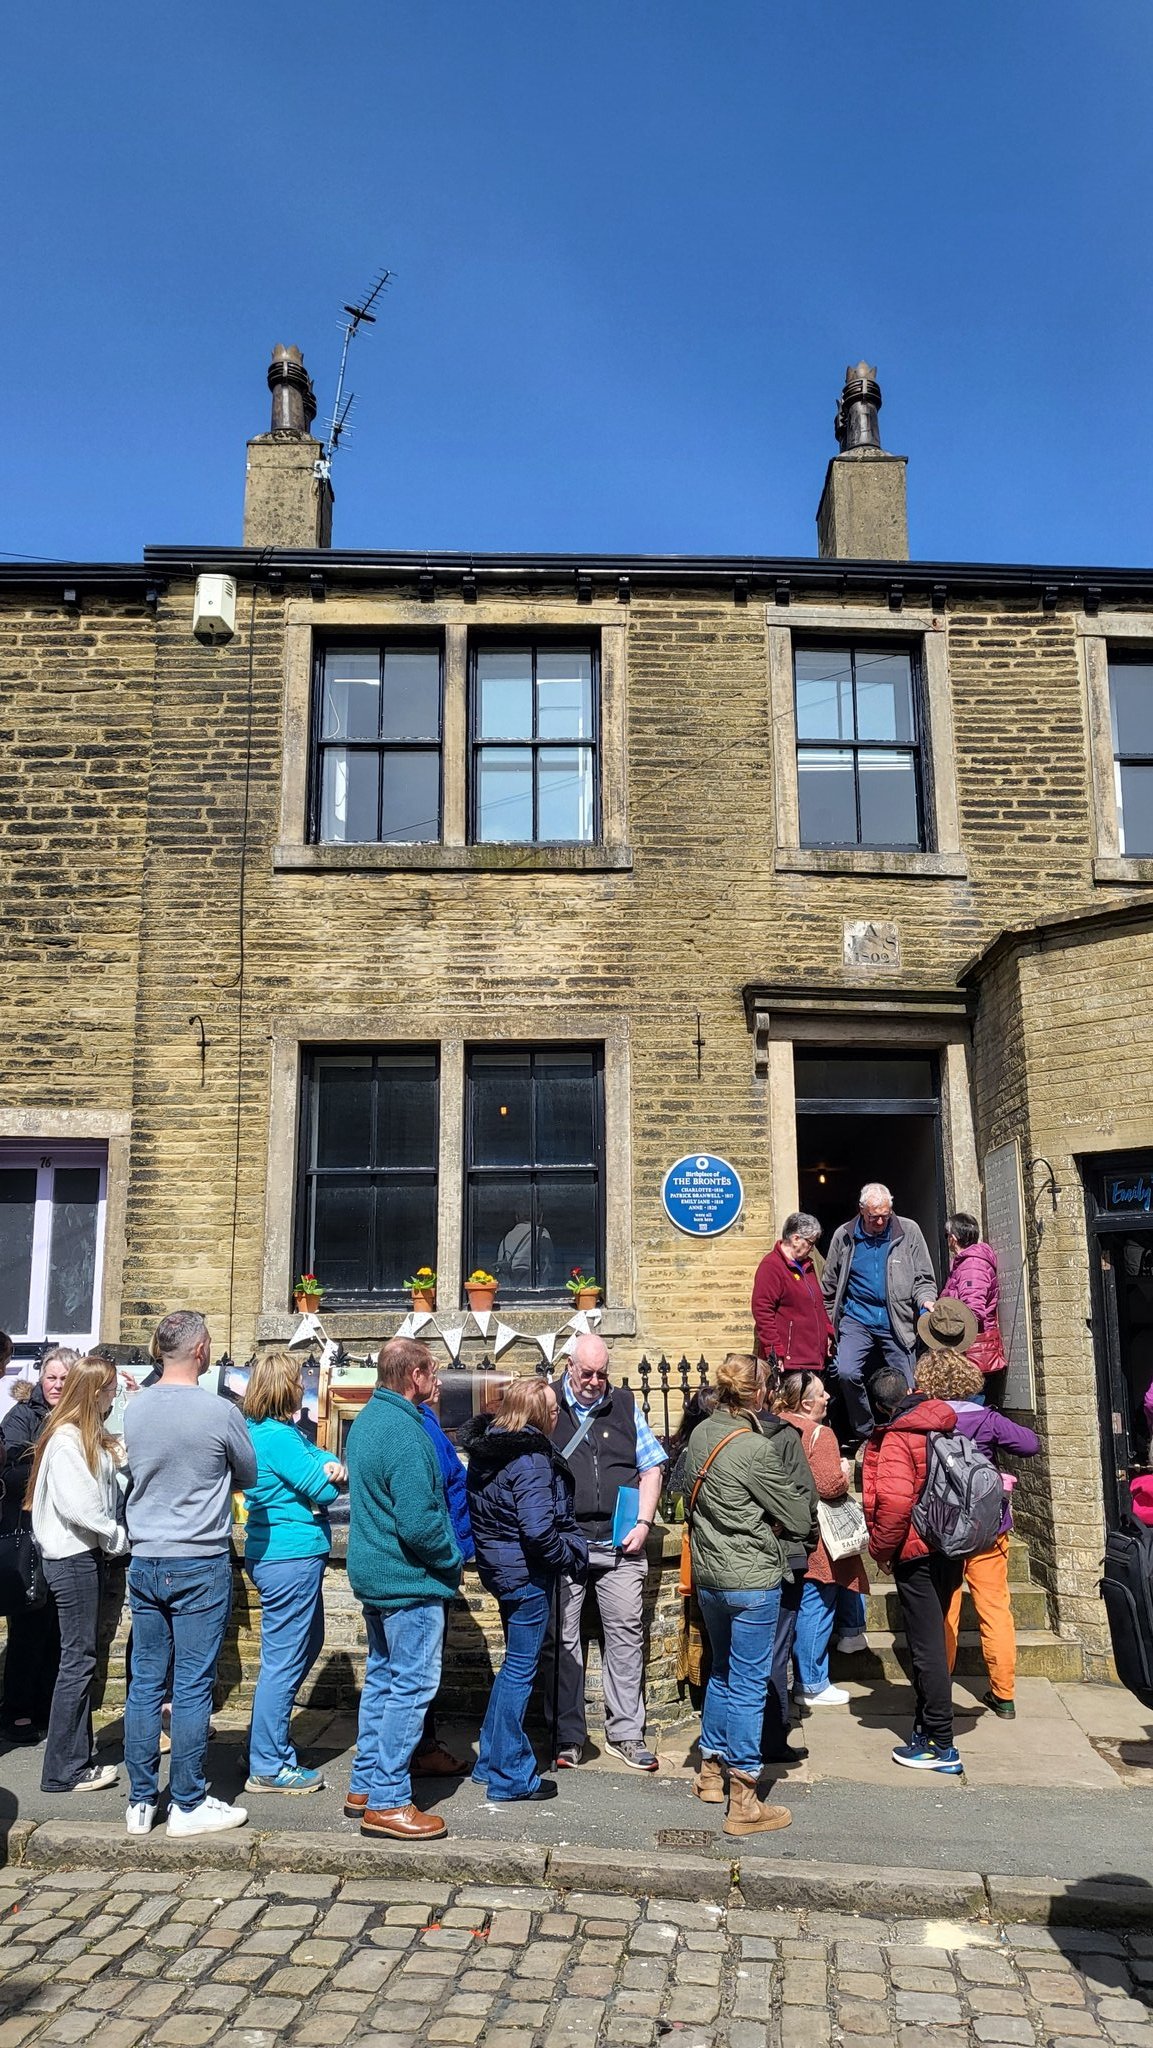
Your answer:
[0,1513,47,1616]
[811,1426,869,1561]
[678,1427,748,1597]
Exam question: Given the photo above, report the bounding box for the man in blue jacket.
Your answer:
[345,1338,463,1841]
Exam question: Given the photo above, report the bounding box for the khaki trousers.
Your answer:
[545,1556,648,1748]
[942,1530,1017,1703]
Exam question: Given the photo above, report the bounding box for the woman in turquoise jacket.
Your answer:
[242,1351,345,1793]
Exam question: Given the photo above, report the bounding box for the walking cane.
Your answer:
[549,1573,562,1767]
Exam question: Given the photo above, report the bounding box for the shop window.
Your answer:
[465,1047,603,1299]
[470,643,598,843]
[1109,655,1153,858]
[311,643,442,844]
[297,1050,439,1301]
[0,1144,107,1348]
[794,641,926,850]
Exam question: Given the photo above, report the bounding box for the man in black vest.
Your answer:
[547,1334,667,1770]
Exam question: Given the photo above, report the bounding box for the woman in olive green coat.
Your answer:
[682,1354,814,1836]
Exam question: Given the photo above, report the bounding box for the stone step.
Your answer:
[830,1626,1084,1684]
[863,1583,1050,1632]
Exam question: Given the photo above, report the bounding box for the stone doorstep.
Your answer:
[16,1825,1153,1930]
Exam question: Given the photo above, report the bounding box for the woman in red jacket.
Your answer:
[751,1214,834,1370]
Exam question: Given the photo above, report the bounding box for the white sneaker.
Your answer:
[70,1765,118,1792]
[166,1795,248,1837]
[835,1632,870,1655]
[800,1684,851,1706]
[126,1801,157,1834]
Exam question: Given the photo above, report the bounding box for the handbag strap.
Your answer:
[687,1427,749,1524]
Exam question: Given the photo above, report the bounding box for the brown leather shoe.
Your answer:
[343,1791,369,1819]
[361,1803,446,1840]
[413,1743,468,1776]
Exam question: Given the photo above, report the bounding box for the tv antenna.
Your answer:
[315,269,392,481]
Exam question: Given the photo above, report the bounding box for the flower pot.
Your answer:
[411,1289,436,1313]
[294,1293,321,1313]
[572,1289,601,1310]
[466,1286,497,1314]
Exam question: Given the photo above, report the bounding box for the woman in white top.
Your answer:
[27,1355,128,1793]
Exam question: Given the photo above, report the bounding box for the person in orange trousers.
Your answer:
[914,1351,1039,1718]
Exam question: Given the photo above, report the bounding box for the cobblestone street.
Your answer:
[2,1861,1153,2048]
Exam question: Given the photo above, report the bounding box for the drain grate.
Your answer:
[655,1827,716,1850]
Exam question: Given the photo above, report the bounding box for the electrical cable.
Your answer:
[224,554,272,1354]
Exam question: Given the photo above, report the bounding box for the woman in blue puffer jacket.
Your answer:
[461,1378,587,1802]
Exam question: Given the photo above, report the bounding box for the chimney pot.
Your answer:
[816,359,908,561]
[243,344,333,548]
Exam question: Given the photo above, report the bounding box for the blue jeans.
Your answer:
[474,1578,552,1800]
[830,1318,913,1443]
[764,1570,802,1751]
[795,1580,838,1693]
[125,1554,233,1811]
[246,1555,326,1778]
[350,1601,445,1812]
[835,1586,866,1634]
[697,1585,782,1777]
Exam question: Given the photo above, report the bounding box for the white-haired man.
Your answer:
[821,1184,937,1447]
[547,1333,667,1770]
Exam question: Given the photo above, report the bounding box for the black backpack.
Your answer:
[1100,1518,1153,1710]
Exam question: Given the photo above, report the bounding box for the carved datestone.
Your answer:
[843,918,901,968]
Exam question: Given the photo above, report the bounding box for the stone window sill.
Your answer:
[273,843,633,874]
[775,848,968,880]
[256,1306,638,1342]
[1093,856,1153,885]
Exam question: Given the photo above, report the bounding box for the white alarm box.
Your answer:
[193,574,237,642]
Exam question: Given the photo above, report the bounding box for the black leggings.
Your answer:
[893,1553,964,1747]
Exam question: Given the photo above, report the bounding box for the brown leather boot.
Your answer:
[413,1743,468,1776]
[361,1803,446,1840]
[692,1754,726,1804]
[343,1792,369,1820]
[722,1769,792,1836]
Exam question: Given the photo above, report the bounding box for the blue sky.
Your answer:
[3,0,1151,566]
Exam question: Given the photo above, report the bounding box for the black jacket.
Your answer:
[461,1418,588,1598]
[550,1383,642,1543]
[0,1385,50,1533]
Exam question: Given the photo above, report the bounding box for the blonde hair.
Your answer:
[714,1352,765,1415]
[916,1349,983,1403]
[242,1349,303,1423]
[773,1371,822,1415]
[25,1355,118,1507]
[493,1376,554,1434]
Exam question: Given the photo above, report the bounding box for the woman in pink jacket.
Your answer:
[940,1212,999,1329]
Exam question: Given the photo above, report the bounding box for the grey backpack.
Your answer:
[911,1432,1005,1557]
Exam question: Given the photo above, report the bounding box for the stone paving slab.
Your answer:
[2,1864,1153,2048]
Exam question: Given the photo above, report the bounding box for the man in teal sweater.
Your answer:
[344,1338,462,1840]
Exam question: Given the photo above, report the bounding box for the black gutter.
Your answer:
[0,563,166,599]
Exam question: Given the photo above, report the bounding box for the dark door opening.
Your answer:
[1085,1160,1153,1528]
[794,1050,944,1272]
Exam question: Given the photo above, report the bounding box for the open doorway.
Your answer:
[794,1050,945,1274]
[1085,1160,1153,1527]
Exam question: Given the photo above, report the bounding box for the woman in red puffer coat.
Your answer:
[752,1213,834,1369]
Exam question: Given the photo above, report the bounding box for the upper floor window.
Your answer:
[1109,655,1153,857]
[312,643,442,844]
[298,1049,439,1302]
[465,1047,603,1299]
[0,1144,107,1350]
[794,642,925,850]
[471,642,598,843]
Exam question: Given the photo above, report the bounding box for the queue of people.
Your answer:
[0,1184,1033,1838]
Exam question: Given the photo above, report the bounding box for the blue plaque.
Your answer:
[662,1153,744,1237]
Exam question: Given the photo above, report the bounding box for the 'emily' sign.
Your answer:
[662,1154,744,1237]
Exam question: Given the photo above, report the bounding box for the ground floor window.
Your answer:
[297,1049,439,1304]
[465,1047,603,1299]
[0,1143,108,1349]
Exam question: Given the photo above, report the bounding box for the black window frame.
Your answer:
[793,637,928,852]
[468,634,601,845]
[309,636,445,847]
[463,1044,605,1304]
[1108,651,1153,858]
[295,1045,440,1307]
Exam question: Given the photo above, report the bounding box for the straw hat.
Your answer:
[917,1298,978,1352]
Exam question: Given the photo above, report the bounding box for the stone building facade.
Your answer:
[4,355,1153,1678]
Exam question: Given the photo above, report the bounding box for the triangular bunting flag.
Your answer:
[492,1321,518,1358]
[556,1335,575,1359]
[440,1324,465,1361]
[395,1313,415,1340]
[319,1338,340,1371]
[410,1311,433,1335]
[289,1312,322,1347]
[471,1310,491,1338]
[565,1314,584,1332]
[586,1306,603,1325]
[569,1311,590,1335]
[536,1332,556,1366]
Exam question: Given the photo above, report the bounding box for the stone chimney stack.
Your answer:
[242,345,334,548]
[816,362,908,561]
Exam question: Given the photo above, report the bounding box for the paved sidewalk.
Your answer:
[3,1859,1153,2048]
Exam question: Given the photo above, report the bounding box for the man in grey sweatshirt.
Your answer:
[122,1310,256,1839]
